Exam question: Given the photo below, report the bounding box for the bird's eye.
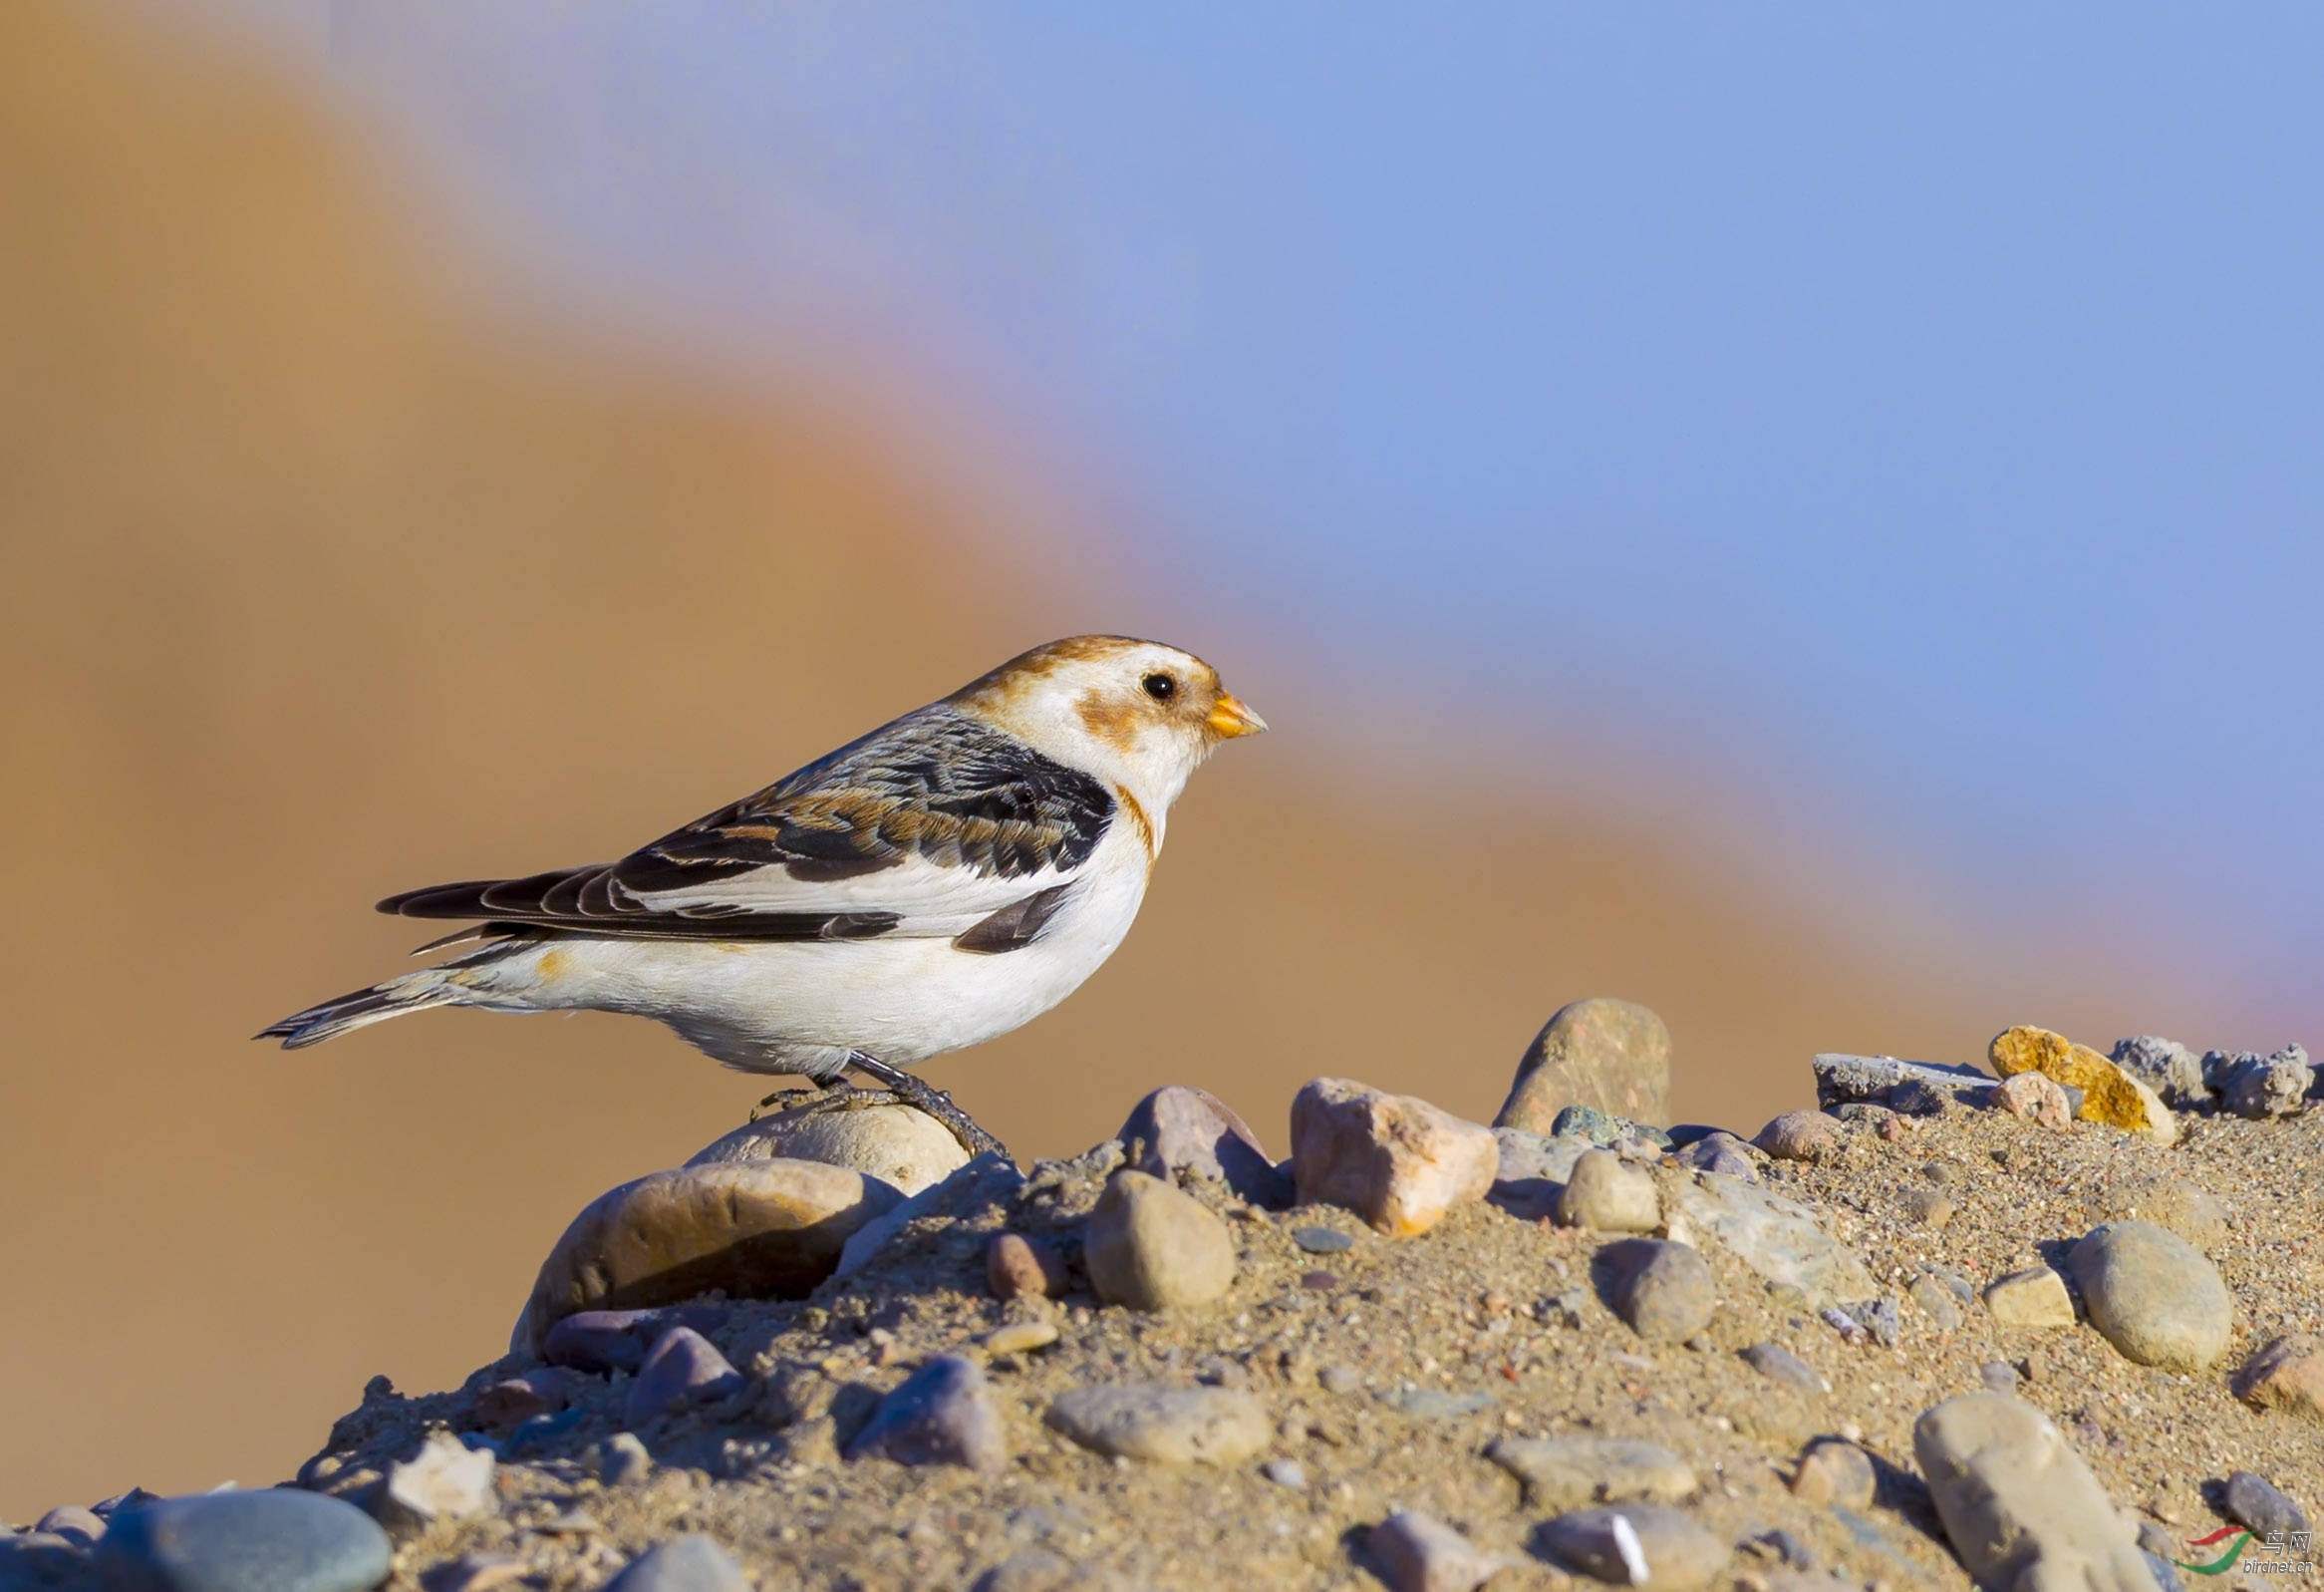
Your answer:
[1142,673,1177,702]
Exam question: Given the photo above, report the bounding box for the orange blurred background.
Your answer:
[0,2,2244,1517]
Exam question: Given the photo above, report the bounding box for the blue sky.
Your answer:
[279,4,2323,1003]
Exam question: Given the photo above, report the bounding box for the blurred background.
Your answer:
[4,0,2317,1518]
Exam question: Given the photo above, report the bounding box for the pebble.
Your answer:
[1043,1383,1270,1464]
[1982,1266,2076,1330]
[539,1304,730,1374]
[2223,1470,2309,1541]
[1496,997,1672,1135]
[1790,1439,1876,1509]
[2066,1221,2232,1371]
[1596,1238,1716,1343]
[1290,1078,1498,1237]
[1292,1225,1355,1254]
[1115,1085,1291,1207]
[375,1431,494,1534]
[1751,1111,1838,1162]
[1988,1026,2177,1144]
[1369,1509,1506,1592]
[602,1535,751,1592]
[2086,1177,2228,1253]
[1485,1434,1697,1510]
[844,1354,1008,1470]
[2232,1334,2324,1420]
[626,1326,745,1427]
[1539,1504,1730,1591]
[1740,1343,1824,1393]
[1914,1395,2156,1592]
[2222,1051,2311,1119]
[982,1320,1060,1357]
[472,1367,583,1430]
[984,1232,1069,1301]
[589,1433,654,1485]
[94,1489,393,1592]
[1671,1131,1758,1182]
[1262,1458,1307,1488]
[516,1158,902,1353]
[1082,1169,1237,1310]
[1992,1072,2074,1131]
[1557,1148,1662,1232]
[1811,1053,1992,1110]
[2109,1036,2210,1108]
[34,1505,103,1546]
[1666,1176,1876,1310]
[1907,1273,1963,1332]
[1900,1186,1954,1229]
[1318,1365,1363,1395]
[686,1098,970,1196]
[1979,1361,2021,1395]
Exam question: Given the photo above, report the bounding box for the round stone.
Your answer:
[94,1490,393,1592]
[1597,1239,1716,1343]
[687,1101,969,1196]
[1084,1170,1236,1311]
[1752,1111,1838,1163]
[1557,1149,1661,1233]
[2067,1221,2233,1371]
[515,1158,904,1354]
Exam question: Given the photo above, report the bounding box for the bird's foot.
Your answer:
[749,1082,901,1123]
[841,1051,1010,1162]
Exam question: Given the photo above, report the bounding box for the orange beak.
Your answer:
[1206,691,1268,739]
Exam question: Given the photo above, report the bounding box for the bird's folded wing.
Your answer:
[378,706,1115,941]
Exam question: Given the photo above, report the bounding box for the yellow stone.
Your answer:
[1987,1026,2176,1145]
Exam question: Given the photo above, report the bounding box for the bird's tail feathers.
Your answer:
[256,969,462,1049]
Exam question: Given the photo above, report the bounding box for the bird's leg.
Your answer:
[841,1050,1010,1161]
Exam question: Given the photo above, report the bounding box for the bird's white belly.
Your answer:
[477,840,1152,1073]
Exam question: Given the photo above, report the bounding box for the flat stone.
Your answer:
[1369,1510,1505,1592]
[2233,1334,2324,1420]
[1811,1053,1994,1110]
[94,1489,393,1592]
[1740,1343,1824,1393]
[1907,1273,1964,1332]
[1496,998,1672,1134]
[844,1354,1007,1470]
[1290,1078,1498,1237]
[537,1304,730,1374]
[1485,1434,1696,1510]
[2067,1221,2232,1371]
[1043,1383,1269,1465]
[1292,1225,1356,1254]
[1116,1085,1290,1207]
[1083,1169,1236,1311]
[1671,1131,1757,1182]
[1557,1148,1661,1233]
[2109,1036,2210,1108]
[1538,1504,1729,1591]
[1988,1027,2177,1144]
[1752,1111,1838,1163]
[1596,1238,1715,1343]
[1992,1072,2074,1131]
[2224,1469,2309,1540]
[1666,1174,1877,1310]
[1983,1266,2076,1330]
[625,1326,744,1427]
[1914,1394,2162,1592]
[686,1099,969,1196]
[516,1158,902,1353]
[376,1432,494,1535]
[984,1232,1068,1301]
[602,1535,751,1592]
[2086,1177,2227,1253]
[1790,1439,1875,1509]
[982,1320,1059,1357]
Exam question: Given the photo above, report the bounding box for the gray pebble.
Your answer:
[1292,1225,1354,1254]
[843,1354,1007,1470]
[1597,1239,1716,1343]
[1375,1387,1496,1421]
[1671,1131,1758,1182]
[1908,1273,1964,1332]
[1978,1361,2021,1394]
[1369,1509,1504,1592]
[603,1535,750,1592]
[1485,1434,1696,1511]
[2067,1221,2234,1371]
[1318,1365,1362,1395]
[540,1305,730,1375]
[2224,1469,2310,1541]
[1261,1458,1307,1489]
[1739,1343,1823,1393]
[1044,1383,1269,1464]
[94,1490,393,1592]
[625,1327,744,1428]
[1790,1438,1876,1509]
[1859,1295,1901,1349]
[1538,1504,1730,1590]
[590,1433,653,1485]
[1552,1104,1624,1145]
[1914,1395,2156,1592]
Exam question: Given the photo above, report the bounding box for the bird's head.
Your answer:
[950,635,1266,818]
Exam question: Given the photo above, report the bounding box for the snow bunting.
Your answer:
[259,636,1266,1154]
